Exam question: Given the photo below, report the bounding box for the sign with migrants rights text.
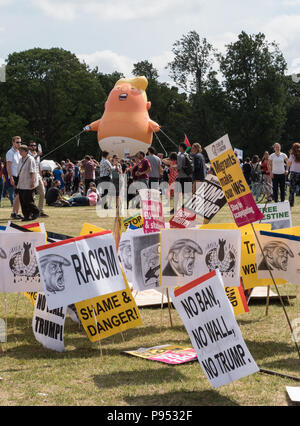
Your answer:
[205,134,264,227]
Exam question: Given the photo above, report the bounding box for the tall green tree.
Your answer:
[167,31,216,94]
[219,31,287,155]
[4,48,107,159]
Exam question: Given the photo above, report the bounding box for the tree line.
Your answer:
[0,30,299,161]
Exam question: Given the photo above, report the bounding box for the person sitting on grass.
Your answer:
[66,181,99,206]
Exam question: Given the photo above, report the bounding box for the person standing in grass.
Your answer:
[286,142,300,208]
[268,143,288,203]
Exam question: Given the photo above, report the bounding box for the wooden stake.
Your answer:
[166,289,173,328]
[160,289,165,332]
[265,286,270,316]
[13,293,20,332]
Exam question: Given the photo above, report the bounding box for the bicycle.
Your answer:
[251,174,273,203]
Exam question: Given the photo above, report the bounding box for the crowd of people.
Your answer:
[0,136,299,221]
[241,142,300,207]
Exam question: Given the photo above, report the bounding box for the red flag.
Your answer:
[184,134,191,147]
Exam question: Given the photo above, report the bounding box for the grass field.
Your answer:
[0,195,300,406]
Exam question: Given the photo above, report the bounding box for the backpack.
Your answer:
[182,153,194,176]
[250,163,260,182]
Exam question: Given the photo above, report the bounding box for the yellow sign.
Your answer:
[23,291,37,306]
[225,284,249,316]
[122,214,144,232]
[76,223,142,342]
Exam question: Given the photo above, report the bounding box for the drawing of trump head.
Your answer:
[164,239,202,277]
[261,241,294,271]
[118,240,132,271]
[39,254,71,294]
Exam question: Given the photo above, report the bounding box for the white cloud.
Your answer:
[31,0,187,21]
[77,50,134,76]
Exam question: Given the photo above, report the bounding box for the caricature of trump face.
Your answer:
[168,239,202,277]
[263,241,294,272]
[40,254,71,294]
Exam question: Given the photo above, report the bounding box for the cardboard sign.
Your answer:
[33,293,66,352]
[205,134,264,227]
[24,292,38,306]
[160,228,241,287]
[256,201,292,230]
[75,273,142,342]
[75,223,142,342]
[199,222,286,290]
[36,231,126,309]
[139,189,165,233]
[256,231,300,285]
[131,232,160,291]
[0,232,45,293]
[124,344,197,365]
[118,228,144,283]
[171,270,259,388]
[169,208,196,229]
[122,215,144,232]
[225,282,249,316]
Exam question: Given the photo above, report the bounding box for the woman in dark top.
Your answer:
[242,157,252,186]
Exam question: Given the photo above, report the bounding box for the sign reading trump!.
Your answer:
[35,231,126,309]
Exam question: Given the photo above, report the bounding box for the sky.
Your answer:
[0,0,300,84]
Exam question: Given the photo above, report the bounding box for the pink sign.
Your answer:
[139,189,165,234]
[228,193,264,227]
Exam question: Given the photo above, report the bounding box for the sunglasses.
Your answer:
[15,141,21,144]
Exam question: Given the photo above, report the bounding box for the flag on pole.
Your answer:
[184,134,191,147]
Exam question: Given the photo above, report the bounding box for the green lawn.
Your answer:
[0,195,300,406]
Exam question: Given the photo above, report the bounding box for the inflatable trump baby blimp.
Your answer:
[83,76,160,158]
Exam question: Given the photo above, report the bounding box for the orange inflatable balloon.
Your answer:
[84,76,160,158]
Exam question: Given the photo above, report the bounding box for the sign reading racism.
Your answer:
[0,232,45,293]
[256,231,300,285]
[160,228,241,288]
[124,344,197,365]
[205,134,264,227]
[171,270,259,388]
[35,231,126,309]
[33,293,66,352]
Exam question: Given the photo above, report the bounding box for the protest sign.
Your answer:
[75,223,142,341]
[171,270,259,388]
[33,292,66,352]
[24,292,38,306]
[35,231,126,309]
[75,272,142,342]
[118,228,144,283]
[160,228,241,287]
[225,281,249,316]
[80,222,105,236]
[124,344,197,365]
[199,222,286,289]
[256,231,300,285]
[139,189,165,233]
[205,134,264,227]
[131,232,160,291]
[256,201,292,230]
[122,214,144,232]
[0,232,45,292]
[169,208,196,229]
[5,221,46,234]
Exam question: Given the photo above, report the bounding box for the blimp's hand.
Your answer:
[149,120,160,133]
[83,125,91,132]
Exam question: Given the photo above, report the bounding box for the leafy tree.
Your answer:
[4,48,107,159]
[219,32,287,155]
[132,60,159,81]
[167,31,216,94]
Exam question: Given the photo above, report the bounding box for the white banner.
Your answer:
[132,232,160,291]
[171,270,259,388]
[118,228,144,283]
[256,230,300,285]
[256,201,292,230]
[0,232,45,292]
[35,231,126,309]
[33,293,66,352]
[160,229,241,287]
